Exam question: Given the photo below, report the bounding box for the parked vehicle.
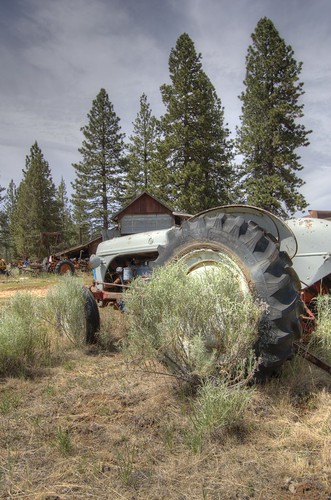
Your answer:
[43,253,90,275]
[0,258,8,275]
[87,205,331,379]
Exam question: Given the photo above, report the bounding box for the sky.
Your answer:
[0,0,330,215]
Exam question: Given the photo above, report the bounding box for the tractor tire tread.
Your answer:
[154,212,302,381]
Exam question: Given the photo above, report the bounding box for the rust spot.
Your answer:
[298,219,314,229]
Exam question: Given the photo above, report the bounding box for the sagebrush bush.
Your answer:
[186,380,254,452]
[0,276,92,377]
[315,294,331,358]
[124,262,263,385]
[44,275,87,347]
[0,293,51,376]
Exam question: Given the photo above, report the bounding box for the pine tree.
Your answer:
[237,17,310,217]
[12,142,60,259]
[159,33,234,214]
[125,93,160,201]
[72,88,125,239]
[56,178,76,248]
[0,184,7,258]
[1,180,17,260]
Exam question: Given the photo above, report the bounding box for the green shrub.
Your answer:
[0,293,50,376]
[55,426,73,456]
[44,275,87,347]
[0,276,97,377]
[186,380,253,452]
[124,262,262,385]
[315,294,331,358]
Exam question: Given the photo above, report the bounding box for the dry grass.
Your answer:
[0,277,331,499]
[0,305,331,499]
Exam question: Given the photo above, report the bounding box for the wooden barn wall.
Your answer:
[118,194,173,220]
[88,238,102,255]
[309,210,331,220]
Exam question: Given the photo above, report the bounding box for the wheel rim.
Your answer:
[179,249,250,296]
[176,248,254,356]
[60,263,72,274]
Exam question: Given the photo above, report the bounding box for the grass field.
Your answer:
[0,274,330,499]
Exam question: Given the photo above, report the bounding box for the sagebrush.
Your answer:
[0,276,89,376]
[124,262,263,385]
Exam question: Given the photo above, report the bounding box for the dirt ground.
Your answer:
[0,273,90,300]
[0,284,50,299]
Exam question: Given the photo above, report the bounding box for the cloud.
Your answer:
[0,0,330,213]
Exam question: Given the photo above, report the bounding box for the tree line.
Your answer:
[0,18,311,261]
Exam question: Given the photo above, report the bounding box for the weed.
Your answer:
[185,380,254,453]
[115,443,136,485]
[63,360,76,371]
[94,306,128,352]
[0,391,20,415]
[44,384,56,397]
[55,427,73,456]
[162,423,177,452]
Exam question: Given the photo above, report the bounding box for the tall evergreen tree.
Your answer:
[237,17,310,217]
[158,33,234,214]
[72,88,125,239]
[125,93,160,201]
[1,180,17,260]
[12,142,60,259]
[56,178,76,248]
[0,184,6,258]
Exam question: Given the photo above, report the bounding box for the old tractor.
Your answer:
[0,258,8,275]
[87,205,331,380]
[40,232,91,275]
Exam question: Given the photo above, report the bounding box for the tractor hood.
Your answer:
[95,229,170,259]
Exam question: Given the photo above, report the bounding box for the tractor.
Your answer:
[40,231,88,274]
[86,205,331,380]
[0,258,8,275]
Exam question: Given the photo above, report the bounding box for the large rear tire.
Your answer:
[154,212,302,381]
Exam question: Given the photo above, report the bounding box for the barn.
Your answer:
[308,210,331,221]
[56,192,190,260]
[107,191,191,238]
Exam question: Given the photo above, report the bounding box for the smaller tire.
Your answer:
[83,287,100,344]
[55,259,75,275]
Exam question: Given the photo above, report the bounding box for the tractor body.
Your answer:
[90,205,331,307]
[89,205,331,376]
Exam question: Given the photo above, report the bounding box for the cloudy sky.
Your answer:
[0,0,330,215]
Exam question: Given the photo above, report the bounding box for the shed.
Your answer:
[54,236,102,260]
[308,210,331,221]
[111,191,191,236]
